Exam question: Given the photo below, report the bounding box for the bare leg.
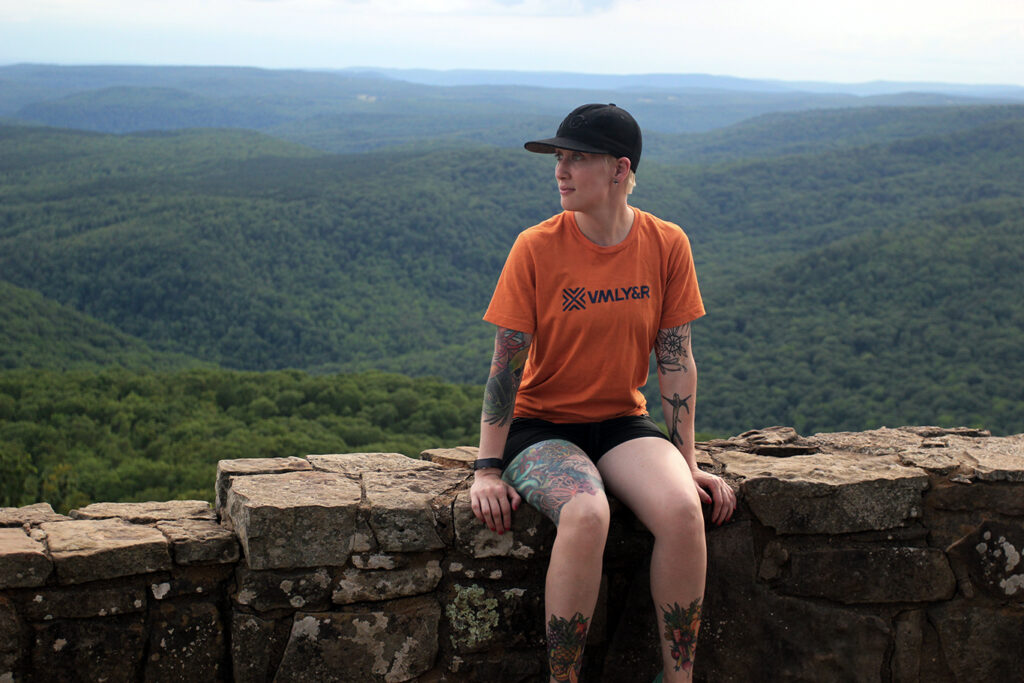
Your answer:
[597,437,707,682]
[503,440,609,683]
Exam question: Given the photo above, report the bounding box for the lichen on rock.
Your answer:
[445,583,499,652]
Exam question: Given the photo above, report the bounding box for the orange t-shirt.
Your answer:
[484,208,705,422]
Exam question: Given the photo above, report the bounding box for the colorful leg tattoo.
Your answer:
[547,611,589,683]
[661,598,702,673]
[501,440,603,525]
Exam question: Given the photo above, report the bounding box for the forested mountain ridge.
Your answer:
[2,104,1023,438]
[646,104,1024,165]
[3,64,1016,155]
[0,280,201,371]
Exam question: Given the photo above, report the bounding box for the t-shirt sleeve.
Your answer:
[659,229,706,329]
[483,234,538,334]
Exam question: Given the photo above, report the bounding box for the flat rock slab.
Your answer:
[810,427,946,456]
[226,471,361,570]
[705,426,820,456]
[70,500,215,523]
[0,503,69,528]
[363,469,470,552]
[720,451,929,534]
[39,519,171,585]
[308,452,442,475]
[214,456,313,511]
[421,446,478,469]
[957,434,1024,482]
[155,519,239,565]
[0,528,51,588]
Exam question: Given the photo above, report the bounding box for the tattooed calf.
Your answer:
[548,611,589,683]
[662,598,702,673]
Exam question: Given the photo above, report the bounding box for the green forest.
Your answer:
[2,65,1023,509]
[0,369,482,511]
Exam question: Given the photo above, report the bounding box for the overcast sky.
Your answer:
[1,0,1021,85]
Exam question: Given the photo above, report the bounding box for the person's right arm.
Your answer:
[470,327,531,534]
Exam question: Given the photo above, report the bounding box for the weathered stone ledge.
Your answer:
[1,426,1022,681]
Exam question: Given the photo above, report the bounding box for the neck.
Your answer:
[574,204,635,247]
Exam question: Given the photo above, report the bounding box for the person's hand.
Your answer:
[470,469,521,534]
[692,469,736,526]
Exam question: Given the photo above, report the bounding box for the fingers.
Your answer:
[470,477,519,534]
[696,472,736,526]
[696,485,713,505]
[711,479,736,526]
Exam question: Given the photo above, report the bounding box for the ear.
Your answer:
[613,156,631,182]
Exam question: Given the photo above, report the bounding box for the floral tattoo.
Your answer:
[662,598,702,673]
[548,611,589,682]
[655,323,690,375]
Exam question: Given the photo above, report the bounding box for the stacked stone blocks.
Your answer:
[1,426,1022,681]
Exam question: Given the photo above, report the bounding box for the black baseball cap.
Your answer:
[525,103,642,173]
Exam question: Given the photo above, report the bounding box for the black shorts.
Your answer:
[502,414,669,468]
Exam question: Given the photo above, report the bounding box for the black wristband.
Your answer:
[473,458,504,471]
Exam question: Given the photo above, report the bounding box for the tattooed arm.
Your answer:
[655,323,698,466]
[471,327,531,534]
[655,322,736,525]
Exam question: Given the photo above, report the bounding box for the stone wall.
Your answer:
[2,426,1023,682]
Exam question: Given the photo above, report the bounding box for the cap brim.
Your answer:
[524,137,612,156]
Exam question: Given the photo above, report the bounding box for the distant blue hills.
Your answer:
[342,66,1024,99]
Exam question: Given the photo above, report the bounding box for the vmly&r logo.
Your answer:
[562,285,651,312]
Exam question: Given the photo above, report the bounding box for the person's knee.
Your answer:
[558,492,610,537]
[651,491,704,538]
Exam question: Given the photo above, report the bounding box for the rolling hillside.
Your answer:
[2,104,1023,434]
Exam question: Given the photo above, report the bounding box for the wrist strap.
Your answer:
[473,458,504,471]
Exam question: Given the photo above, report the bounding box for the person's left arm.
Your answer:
[655,322,736,525]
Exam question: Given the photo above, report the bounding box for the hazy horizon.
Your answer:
[1,0,1021,87]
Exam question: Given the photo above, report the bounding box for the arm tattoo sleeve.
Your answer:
[655,323,691,375]
[482,328,531,427]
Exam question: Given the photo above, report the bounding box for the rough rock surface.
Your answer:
[40,518,172,585]
[0,502,69,527]
[274,597,441,682]
[1,427,1021,682]
[214,455,312,513]
[363,468,468,552]
[422,445,479,469]
[308,451,442,475]
[719,450,929,534]
[226,470,362,570]
[0,528,51,588]
[155,518,240,565]
[70,500,215,523]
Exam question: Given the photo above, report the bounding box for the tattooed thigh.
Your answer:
[501,439,604,525]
